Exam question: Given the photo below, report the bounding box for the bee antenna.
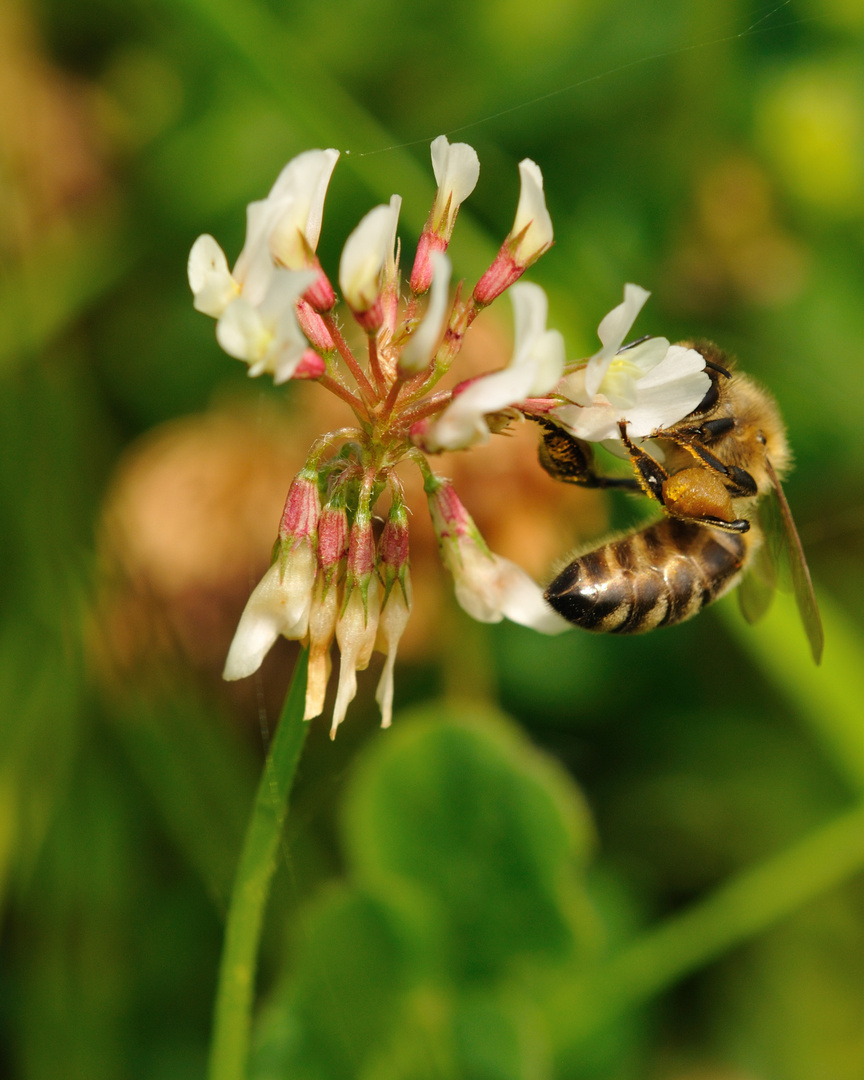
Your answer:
[704,358,732,378]
[617,335,652,353]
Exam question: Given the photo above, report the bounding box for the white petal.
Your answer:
[632,343,706,389]
[625,371,710,438]
[511,159,553,261]
[585,283,651,398]
[222,552,316,680]
[424,281,564,450]
[374,580,412,729]
[452,548,570,634]
[510,281,549,365]
[268,149,340,268]
[257,268,318,324]
[430,136,480,229]
[400,252,452,373]
[509,282,565,394]
[332,580,381,736]
[619,335,670,374]
[554,401,621,443]
[216,298,268,361]
[188,235,238,317]
[220,268,315,377]
[233,150,340,302]
[425,364,534,451]
[338,200,401,311]
[234,200,278,307]
[495,559,572,634]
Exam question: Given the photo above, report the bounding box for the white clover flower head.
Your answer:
[189,142,716,734]
[418,281,564,452]
[553,284,710,442]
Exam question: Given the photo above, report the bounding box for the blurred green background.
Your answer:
[3,0,864,1077]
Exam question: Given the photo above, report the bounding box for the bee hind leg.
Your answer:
[618,422,751,533]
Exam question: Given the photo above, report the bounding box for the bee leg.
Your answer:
[616,421,670,506]
[535,419,641,490]
[657,428,758,497]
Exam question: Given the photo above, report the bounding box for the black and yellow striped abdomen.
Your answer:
[544,519,749,633]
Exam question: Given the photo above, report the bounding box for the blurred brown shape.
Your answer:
[0,0,109,259]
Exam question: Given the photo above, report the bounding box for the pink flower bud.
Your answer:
[346,508,376,585]
[302,261,337,313]
[426,477,474,539]
[293,350,327,380]
[278,471,321,544]
[409,230,447,296]
[317,501,349,585]
[377,499,410,603]
[295,300,335,352]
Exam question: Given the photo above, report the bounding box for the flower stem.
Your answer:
[207,650,310,1080]
[322,315,378,405]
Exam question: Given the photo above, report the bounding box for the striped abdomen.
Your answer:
[544,519,749,633]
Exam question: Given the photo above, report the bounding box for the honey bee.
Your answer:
[537,342,823,663]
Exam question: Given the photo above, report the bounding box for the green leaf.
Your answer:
[342,704,594,983]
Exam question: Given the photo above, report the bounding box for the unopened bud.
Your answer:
[278,470,321,544]
[295,299,335,352]
[377,499,410,603]
[292,350,327,380]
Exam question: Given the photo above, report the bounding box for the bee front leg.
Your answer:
[616,421,669,506]
[535,419,641,491]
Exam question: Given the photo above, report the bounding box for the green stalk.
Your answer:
[208,650,310,1080]
[554,798,864,1053]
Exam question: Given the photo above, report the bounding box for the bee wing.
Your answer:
[762,457,824,665]
[737,509,776,625]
